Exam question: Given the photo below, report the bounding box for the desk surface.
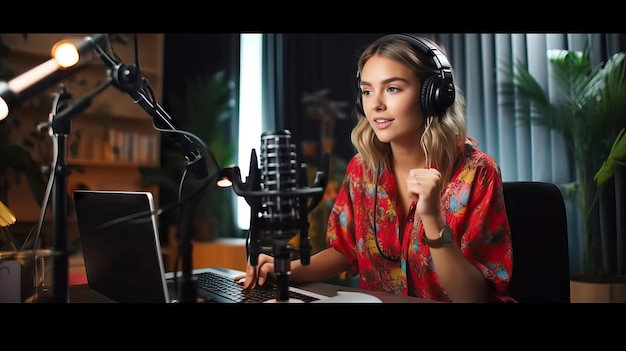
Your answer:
[69,267,433,303]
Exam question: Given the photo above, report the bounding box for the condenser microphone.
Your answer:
[222,129,328,302]
[259,130,303,302]
[259,130,299,245]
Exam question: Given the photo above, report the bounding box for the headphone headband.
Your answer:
[355,34,455,117]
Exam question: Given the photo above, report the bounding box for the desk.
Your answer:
[296,281,433,303]
[68,267,434,303]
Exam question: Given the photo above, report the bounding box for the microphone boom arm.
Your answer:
[90,36,208,180]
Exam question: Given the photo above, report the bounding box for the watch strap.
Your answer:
[423,225,452,248]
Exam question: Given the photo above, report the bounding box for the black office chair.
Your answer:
[503,181,571,303]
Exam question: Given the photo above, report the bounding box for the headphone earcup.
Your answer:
[420,74,455,117]
[355,91,364,117]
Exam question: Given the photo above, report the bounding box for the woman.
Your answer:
[235,34,515,303]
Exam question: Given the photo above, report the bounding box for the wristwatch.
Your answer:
[423,225,454,248]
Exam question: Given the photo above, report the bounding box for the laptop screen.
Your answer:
[73,190,171,303]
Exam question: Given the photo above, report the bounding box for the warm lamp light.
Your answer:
[0,93,8,121]
[216,166,236,188]
[216,177,232,188]
[52,40,82,68]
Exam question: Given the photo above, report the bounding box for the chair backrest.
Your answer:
[503,181,571,303]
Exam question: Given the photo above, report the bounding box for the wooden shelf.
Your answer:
[69,159,158,168]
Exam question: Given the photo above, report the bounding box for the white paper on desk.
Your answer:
[313,291,382,303]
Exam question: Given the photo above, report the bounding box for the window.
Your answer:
[236,33,263,230]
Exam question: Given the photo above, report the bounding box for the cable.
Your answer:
[97,169,218,231]
[373,161,400,262]
[20,107,62,252]
[421,116,433,168]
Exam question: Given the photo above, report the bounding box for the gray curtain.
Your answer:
[423,33,623,275]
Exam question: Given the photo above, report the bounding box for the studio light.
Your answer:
[0,35,101,121]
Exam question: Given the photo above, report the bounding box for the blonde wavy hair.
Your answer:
[351,35,467,185]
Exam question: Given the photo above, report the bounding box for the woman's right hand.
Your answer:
[233,253,275,290]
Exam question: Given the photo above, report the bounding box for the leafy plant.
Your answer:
[501,44,626,278]
[138,70,237,240]
[0,34,47,207]
[595,128,626,186]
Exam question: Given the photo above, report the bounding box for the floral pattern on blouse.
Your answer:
[326,139,515,302]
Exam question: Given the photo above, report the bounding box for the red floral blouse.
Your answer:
[326,139,515,302]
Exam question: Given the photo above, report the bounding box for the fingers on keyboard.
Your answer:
[242,279,256,291]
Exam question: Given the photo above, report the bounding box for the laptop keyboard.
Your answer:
[195,270,321,303]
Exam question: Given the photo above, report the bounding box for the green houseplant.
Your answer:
[502,44,626,282]
[0,34,47,209]
[594,128,626,278]
[138,70,237,241]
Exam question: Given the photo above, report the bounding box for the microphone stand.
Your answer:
[44,80,111,303]
[177,180,203,303]
[48,86,72,303]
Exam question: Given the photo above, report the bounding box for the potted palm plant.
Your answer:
[501,43,626,300]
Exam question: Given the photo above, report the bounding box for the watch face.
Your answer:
[441,225,453,246]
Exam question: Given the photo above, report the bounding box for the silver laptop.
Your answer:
[73,190,175,303]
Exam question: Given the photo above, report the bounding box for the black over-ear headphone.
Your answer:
[355,34,456,117]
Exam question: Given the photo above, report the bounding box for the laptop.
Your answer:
[73,189,175,303]
[72,189,331,303]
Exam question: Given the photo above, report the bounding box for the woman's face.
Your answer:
[359,54,424,144]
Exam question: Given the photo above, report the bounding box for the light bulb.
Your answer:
[0,97,8,121]
[52,41,81,69]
